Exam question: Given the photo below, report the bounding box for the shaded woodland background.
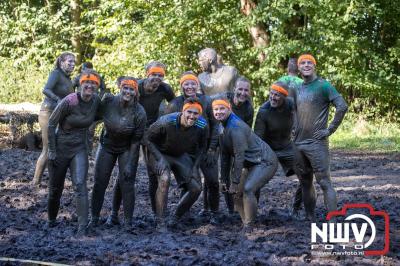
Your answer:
[1,0,399,119]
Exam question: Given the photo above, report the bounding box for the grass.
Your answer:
[330,115,400,152]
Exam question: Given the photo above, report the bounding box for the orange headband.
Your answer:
[183,102,203,114]
[297,54,316,66]
[212,99,231,110]
[146,66,165,77]
[120,79,138,90]
[80,74,100,85]
[271,84,288,96]
[180,74,199,86]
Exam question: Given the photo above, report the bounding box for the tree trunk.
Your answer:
[70,0,82,65]
[240,0,270,62]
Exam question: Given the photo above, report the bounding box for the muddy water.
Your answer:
[0,148,399,265]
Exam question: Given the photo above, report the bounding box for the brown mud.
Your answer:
[0,147,399,265]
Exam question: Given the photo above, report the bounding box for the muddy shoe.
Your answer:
[198,209,210,217]
[156,218,168,232]
[76,226,88,237]
[209,213,219,225]
[88,217,100,228]
[105,215,120,227]
[241,224,255,234]
[289,208,301,220]
[305,213,316,223]
[47,220,58,228]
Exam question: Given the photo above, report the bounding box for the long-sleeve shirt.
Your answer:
[98,94,147,154]
[220,112,273,184]
[48,92,100,157]
[41,68,74,111]
[254,98,294,151]
[226,92,254,127]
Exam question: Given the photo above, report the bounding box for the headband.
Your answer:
[182,102,203,115]
[146,66,165,77]
[297,54,317,66]
[212,99,231,110]
[79,74,100,85]
[120,79,138,90]
[271,84,288,96]
[180,74,199,86]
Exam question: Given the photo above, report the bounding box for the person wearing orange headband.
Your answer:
[212,97,278,232]
[144,97,208,229]
[47,70,101,236]
[292,53,348,220]
[90,76,147,230]
[33,52,76,186]
[165,71,221,224]
[254,81,303,218]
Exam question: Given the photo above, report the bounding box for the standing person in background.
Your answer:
[212,98,278,232]
[89,77,146,230]
[165,72,220,224]
[254,81,302,218]
[277,58,303,91]
[33,52,75,186]
[292,54,348,221]
[47,71,101,236]
[226,76,254,127]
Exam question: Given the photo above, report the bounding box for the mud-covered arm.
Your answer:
[164,83,176,102]
[165,100,179,115]
[220,147,231,184]
[230,129,248,184]
[328,96,348,135]
[206,104,219,151]
[48,99,70,152]
[193,124,209,169]
[144,118,166,161]
[246,106,254,128]
[42,70,61,102]
[254,108,267,139]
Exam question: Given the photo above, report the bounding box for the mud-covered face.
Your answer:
[182,80,198,98]
[234,81,251,104]
[269,89,285,108]
[213,104,231,121]
[60,55,76,75]
[198,54,212,72]
[298,59,315,78]
[145,72,164,93]
[182,107,200,127]
[80,80,98,102]
[120,86,136,102]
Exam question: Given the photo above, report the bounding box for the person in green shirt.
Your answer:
[278,58,303,91]
[291,54,348,221]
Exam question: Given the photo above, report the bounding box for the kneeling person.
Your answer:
[212,99,278,230]
[146,97,208,228]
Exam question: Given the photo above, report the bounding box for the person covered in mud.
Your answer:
[226,76,254,127]
[277,58,303,92]
[291,54,348,221]
[89,77,147,230]
[33,52,76,186]
[165,72,220,223]
[145,97,208,229]
[254,81,303,218]
[197,48,239,97]
[72,62,108,98]
[47,71,101,236]
[212,98,278,231]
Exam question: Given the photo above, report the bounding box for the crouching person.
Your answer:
[212,98,278,231]
[145,97,208,229]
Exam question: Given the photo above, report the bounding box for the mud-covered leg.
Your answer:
[33,110,51,184]
[175,178,201,218]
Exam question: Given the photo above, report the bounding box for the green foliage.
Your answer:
[0,0,399,119]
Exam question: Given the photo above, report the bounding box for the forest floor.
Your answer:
[0,146,399,265]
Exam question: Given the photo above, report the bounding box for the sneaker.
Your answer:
[47,220,58,228]
[105,215,120,227]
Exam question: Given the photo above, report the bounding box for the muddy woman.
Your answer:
[89,77,147,230]
[33,52,76,185]
[47,71,101,236]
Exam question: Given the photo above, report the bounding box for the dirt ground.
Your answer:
[0,146,399,265]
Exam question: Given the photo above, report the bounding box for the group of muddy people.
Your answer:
[31,48,348,236]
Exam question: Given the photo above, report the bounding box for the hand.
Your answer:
[204,150,217,166]
[228,183,239,194]
[154,158,167,175]
[191,166,200,181]
[122,165,132,180]
[219,183,228,193]
[48,150,56,161]
[313,129,330,140]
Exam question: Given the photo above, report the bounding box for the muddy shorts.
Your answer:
[294,140,330,175]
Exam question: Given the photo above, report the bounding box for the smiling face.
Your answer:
[120,85,136,102]
[234,80,251,104]
[80,80,98,102]
[269,89,285,108]
[60,55,76,75]
[181,107,201,127]
[182,80,198,98]
[213,104,231,122]
[298,59,316,78]
[145,72,164,93]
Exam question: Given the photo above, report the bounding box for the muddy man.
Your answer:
[291,54,348,220]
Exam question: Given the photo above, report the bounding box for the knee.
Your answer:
[158,174,170,189]
[74,182,88,197]
[188,180,201,195]
[315,174,333,191]
[243,184,255,197]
